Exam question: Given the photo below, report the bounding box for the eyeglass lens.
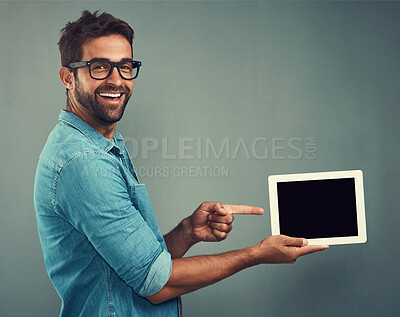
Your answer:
[89,61,138,80]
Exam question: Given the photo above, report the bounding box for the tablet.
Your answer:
[268,170,367,245]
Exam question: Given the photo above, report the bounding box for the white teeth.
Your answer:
[99,92,122,98]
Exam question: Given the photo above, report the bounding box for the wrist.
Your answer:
[181,216,200,246]
[247,243,263,266]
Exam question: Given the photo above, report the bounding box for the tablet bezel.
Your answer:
[268,170,367,245]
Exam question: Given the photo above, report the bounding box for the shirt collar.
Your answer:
[58,109,123,153]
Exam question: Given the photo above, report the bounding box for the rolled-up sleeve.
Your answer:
[138,249,172,297]
[54,151,171,297]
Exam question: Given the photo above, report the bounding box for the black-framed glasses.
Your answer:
[68,59,142,80]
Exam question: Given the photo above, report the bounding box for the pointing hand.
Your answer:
[189,201,264,243]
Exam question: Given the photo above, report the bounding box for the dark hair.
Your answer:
[58,10,134,68]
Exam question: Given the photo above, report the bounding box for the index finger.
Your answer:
[222,204,264,215]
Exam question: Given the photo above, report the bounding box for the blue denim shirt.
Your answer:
[34,110,180,317]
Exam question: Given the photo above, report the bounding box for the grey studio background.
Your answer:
[0,0,399,316]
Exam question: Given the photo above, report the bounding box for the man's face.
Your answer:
[73,34,134,123]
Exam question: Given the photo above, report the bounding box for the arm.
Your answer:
[148,235,329,304]
[163,217,196,259]
[163,201,264,259]
[148,245,257,304]
[56,155,173,297]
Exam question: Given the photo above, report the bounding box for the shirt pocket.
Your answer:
[129,184,148,210]
[129,184,166,248]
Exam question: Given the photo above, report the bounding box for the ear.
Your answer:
[59,67,74,90]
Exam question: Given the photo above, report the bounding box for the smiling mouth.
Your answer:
[97,92,124,102]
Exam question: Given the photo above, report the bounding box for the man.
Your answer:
[34,11,328,317]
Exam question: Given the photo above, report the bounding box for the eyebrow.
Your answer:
[89,57,133,62]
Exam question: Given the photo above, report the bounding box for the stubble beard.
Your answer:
[73,76,132,124]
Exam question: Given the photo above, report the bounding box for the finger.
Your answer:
[199,201,228,216]
[208,213,234,224]
[222,204,264,215]
[212,229,228,241]
[213,202,228,216]
[208,221,232,232]
[297,245,330,257]
[281,235,308,247]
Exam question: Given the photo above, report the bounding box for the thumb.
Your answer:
[214,202,228,216]
[283,236,308,247]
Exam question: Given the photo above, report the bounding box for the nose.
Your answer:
[105,65,123,86]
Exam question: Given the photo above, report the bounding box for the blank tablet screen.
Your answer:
[277,178,358,239]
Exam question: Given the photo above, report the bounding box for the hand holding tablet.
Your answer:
[268,170,367,246]
[254,235,329,264]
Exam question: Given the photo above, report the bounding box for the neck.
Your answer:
[66,100,116,142]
